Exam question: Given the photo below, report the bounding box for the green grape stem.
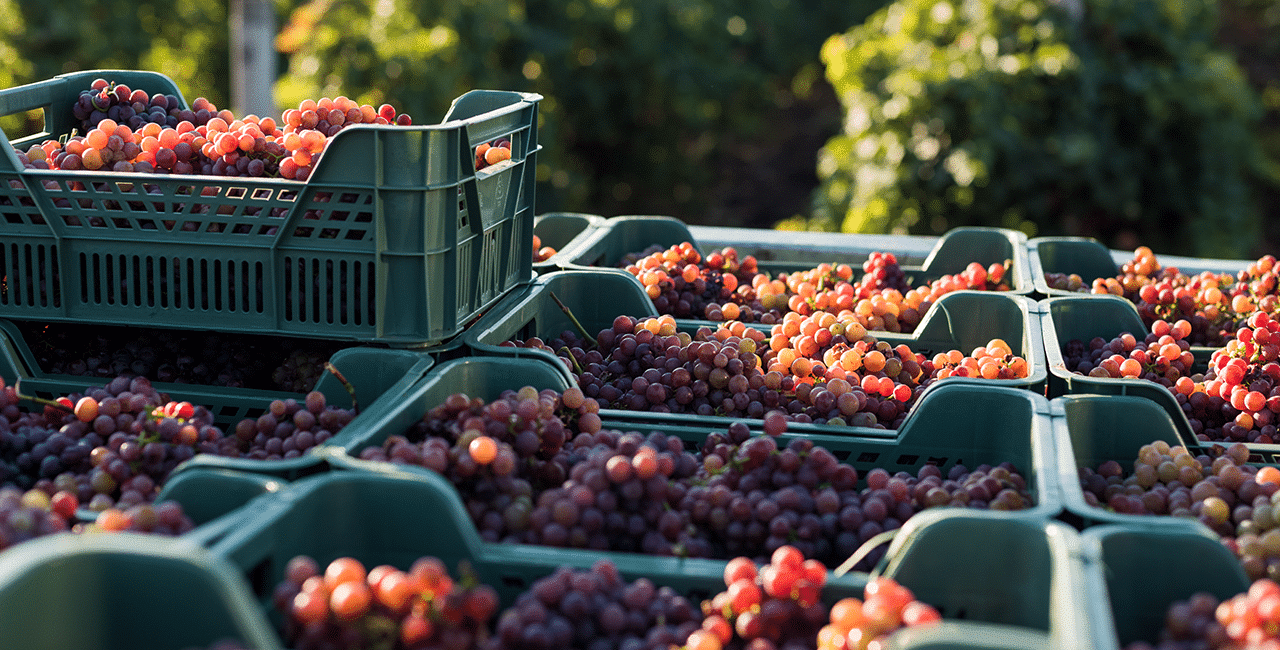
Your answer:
[548,291,597,344]
[11,379,74,412]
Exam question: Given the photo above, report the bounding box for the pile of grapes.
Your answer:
[685,548,939,650]
[356,384,1035,568]
[11,77,511,183]
[1121,580,1280,650]
[1046,246,1280,349]
[1078,440,1280,583]
[18,320,346,393]
[502,313,1027,430]
[619,242,1011,336]
[493,560,699,650]
[268,549,941,650]
[1063,312,1280,444]
[0,373,356,524]
[272,554,499,650]
[0,485,197,553]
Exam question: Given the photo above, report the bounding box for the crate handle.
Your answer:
[832,529,898,577]
[0,77,70,172]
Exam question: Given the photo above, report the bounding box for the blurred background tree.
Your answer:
[0,0,1277,257]
[801,0,1280,258]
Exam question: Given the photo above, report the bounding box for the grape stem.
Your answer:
[557,347,584,374]
[832,529,898,577]
[548,291,596,344]
[11,378,74,412]
[323,362,359,413]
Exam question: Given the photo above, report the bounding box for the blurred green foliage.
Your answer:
[270,0,885,219]
[803,0,1277,258]
[0,0,880,224]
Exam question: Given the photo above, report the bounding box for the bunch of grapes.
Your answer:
[682,546,828,650]
[858,252,909,296]
[72,79,184,133]
[1185,312,1280,443]
[20,78,421,184]
[622,244,765,322]
[518,428,708,556]
[221,392,354,461]
[1061,318,1197,387]
[1064,312,1280,444]
[474,138,513,171]
[357,386,599,544]
[0,375,221,509]
[693,427,1032,567]
[492,559,701,650]
[1121,581,1280,650]
[816,577,942,650]
[272,555,498,650]
[276,97,412,180]
[617,240,1011,336]
[1078,440,1280,582]
[681,547,940,650]
[764,310,1028,395]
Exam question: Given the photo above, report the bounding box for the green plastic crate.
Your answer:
[0,533,283,650]
[1029,237,1126,298]
[461,267,657,386]
[532,211,606,273]
[321,357,1061,520]
[558,214,702,269]
[1081,521,1249,650]
[1030,236,1251,298]
[1040,294,1219,447]
[1031,237,1248,362]
[0,69,541,346]
[558,218,1037,351]
[874,509,1091,650]
[154,466,287,531]
[1050,394,1210,528]
[461,271,1048,434]
[207,467,869,633]
[0,316,434,479]
[565,217,1032,291]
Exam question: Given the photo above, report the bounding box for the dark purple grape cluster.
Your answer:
[357,386,603,544]
[73,79,186,133]
[692,424,1032,569]
[489,559,702,650]
[857,251,909,296]
[221,391,353,461]
[1119,591,1231,650]
[518,428,706,556]
[504,315,918,430]
[0,375,213,510]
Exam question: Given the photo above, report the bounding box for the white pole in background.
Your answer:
[230,0,278,118]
